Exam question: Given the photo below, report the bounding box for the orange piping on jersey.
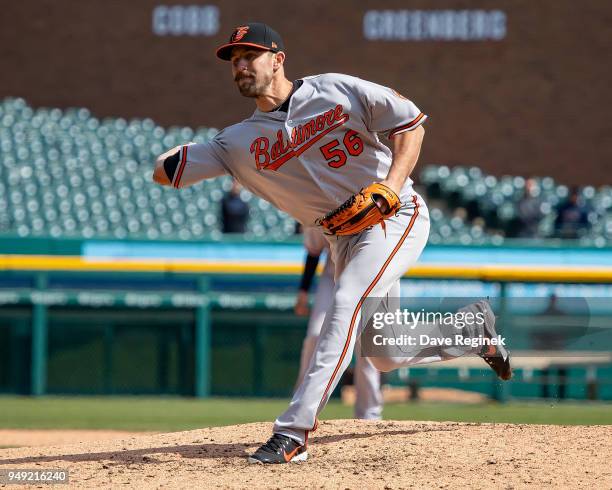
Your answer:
[173,146,189,188]
[313,195,420,428]
[388,113,425,139]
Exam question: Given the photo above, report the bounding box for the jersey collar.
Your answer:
[251,79,314,120]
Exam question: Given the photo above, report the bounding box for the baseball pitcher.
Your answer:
[152,22,512,464]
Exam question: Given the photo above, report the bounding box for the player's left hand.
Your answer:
[378,179,402,197]
[374,180,401,213]
[316,182,402,236]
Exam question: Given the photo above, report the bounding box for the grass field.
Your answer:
[1,396,611,431]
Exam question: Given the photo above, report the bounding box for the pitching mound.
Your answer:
[0,430,156,448]
[1,420,610,488]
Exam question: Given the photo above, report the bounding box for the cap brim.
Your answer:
[216,42,274,61]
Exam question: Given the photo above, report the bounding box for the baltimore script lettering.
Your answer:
[250,104,349,171]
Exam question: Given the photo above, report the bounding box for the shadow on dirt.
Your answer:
[0,426,456,466]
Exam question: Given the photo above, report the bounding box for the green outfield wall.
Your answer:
[1,238,611,401]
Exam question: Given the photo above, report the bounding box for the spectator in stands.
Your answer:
[221,180,249,233]
[517,178,544,238]
[554,187,589,239]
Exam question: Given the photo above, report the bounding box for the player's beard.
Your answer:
[235,72,272,98]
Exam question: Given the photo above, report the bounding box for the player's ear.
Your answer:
[273,51,285,71]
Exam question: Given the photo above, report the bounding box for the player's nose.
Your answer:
[232,57,249,71]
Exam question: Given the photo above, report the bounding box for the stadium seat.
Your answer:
[418,163,609,243]
[1,98,607,245]
[0,98,249,240]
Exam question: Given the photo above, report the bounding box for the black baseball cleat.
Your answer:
[476,300,513,380]
[248,433,308,464]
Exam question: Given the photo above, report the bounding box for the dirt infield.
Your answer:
[1,420,610,489]
[0,430,155,448]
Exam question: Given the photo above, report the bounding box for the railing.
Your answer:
[1,254,611,400]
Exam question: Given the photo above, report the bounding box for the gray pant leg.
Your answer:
[353,280,401,419]
[297,255,383,419]
[295,257,336,387]
[305,256,335,338]
[365,301,487,372]
[274,203,429,444]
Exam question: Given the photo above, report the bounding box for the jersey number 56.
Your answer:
[319,130,364,168]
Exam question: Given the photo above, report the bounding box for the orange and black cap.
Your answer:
[216,23,284,61]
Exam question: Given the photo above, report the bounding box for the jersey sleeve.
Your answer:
[355,78,427,139]
[165,137,228,189]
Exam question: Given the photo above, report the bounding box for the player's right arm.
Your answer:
[152,138,228,188]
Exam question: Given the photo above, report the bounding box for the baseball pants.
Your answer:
[295,254,383,420]
[274,193,484,444]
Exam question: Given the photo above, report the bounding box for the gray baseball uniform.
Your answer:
[159,73,484,445]
[165,73,427,223]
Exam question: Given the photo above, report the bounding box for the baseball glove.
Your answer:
[316,182,402,236]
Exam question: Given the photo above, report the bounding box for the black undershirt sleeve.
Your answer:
[163,151,181,182]
[299,253,320,292]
